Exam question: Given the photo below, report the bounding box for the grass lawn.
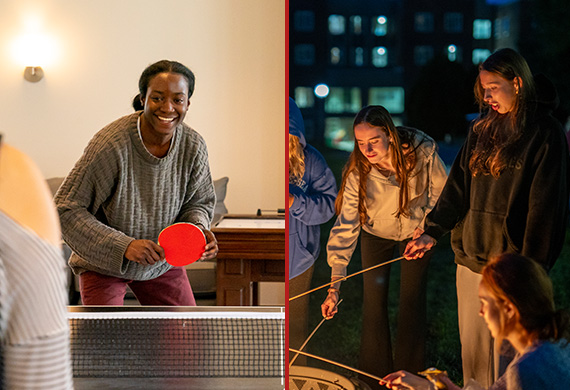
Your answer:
[296,147,570,387]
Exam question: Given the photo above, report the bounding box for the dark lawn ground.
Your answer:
[297,147,570,387]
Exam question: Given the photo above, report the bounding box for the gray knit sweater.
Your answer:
[55,113,215,280]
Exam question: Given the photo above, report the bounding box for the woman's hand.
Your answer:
[382,370,434,390]
[321,290,340,319]
[321,277,342,319]
[125,239,165,265]
[403,233,436,260]
[199,228,219,261]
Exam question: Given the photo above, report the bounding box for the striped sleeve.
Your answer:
[0,212,73,389]
[5,331,73,389]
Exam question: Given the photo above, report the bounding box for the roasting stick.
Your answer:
[289,299,344,367]
[289,348,388,386]
[289,256,405,302]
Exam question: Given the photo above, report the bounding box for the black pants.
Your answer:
[358,230,432,390]
[288,265,314,367]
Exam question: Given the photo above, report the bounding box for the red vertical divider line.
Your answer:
[285,0,290,387]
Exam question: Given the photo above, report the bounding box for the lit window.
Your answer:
[294,87,314,108]
[294,10,315,32]
[368,87,405,114]
[325,87,361,114]
[414,12,434,33]
[472,49,491,65]
[372,47,388,67]
[331,47,342,65]
[328,15,346,35]
[348,88,362,113]
[354,47,364,67]
[444,12,463,33]
[494,17,510,39]
[350,16,362,35]
[372,16,388,36]
[325,88,345,114]
[294,44,315,66]
[473,19,491,39]
[324,117,356,152]
[392,116,403,127]
[503,21,511,37]
[414,45,433,66]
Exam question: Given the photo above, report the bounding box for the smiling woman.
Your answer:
[0,0,284,219]
[54,59,219,307]
[134,61,195,155]
[139,73,191,155]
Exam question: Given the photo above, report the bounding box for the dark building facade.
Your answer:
[289,0,566,150]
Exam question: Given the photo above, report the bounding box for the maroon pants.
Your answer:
[79,266,196,306]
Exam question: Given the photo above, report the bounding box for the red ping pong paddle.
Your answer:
[158,223,207,266]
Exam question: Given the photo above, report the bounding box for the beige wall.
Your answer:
[0,0,285,214]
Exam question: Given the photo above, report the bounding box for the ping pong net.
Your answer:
[67,306,284,378]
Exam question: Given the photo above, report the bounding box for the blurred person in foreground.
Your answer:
[0,137,73,389]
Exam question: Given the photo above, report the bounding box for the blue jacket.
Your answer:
[289,98,337,279]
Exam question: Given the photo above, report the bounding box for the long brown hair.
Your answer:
[335,105,421,224]
[289,134,305,185]
[482,253,570,346]
[470,48,536,178]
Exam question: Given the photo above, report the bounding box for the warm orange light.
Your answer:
[11,13,60,82]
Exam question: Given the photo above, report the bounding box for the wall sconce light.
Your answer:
[24,66,44,82]
[13,27,58,83]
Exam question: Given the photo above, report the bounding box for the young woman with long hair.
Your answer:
[321,105,447,389]
[383,253,570,390]
[404,48,570,387]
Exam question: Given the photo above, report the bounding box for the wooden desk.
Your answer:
[212,215,285,306]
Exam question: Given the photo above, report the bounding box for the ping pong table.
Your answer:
[68,306,285,390]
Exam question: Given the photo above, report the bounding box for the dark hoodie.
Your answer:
[289,98,337,279]
[424,74,570,272]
